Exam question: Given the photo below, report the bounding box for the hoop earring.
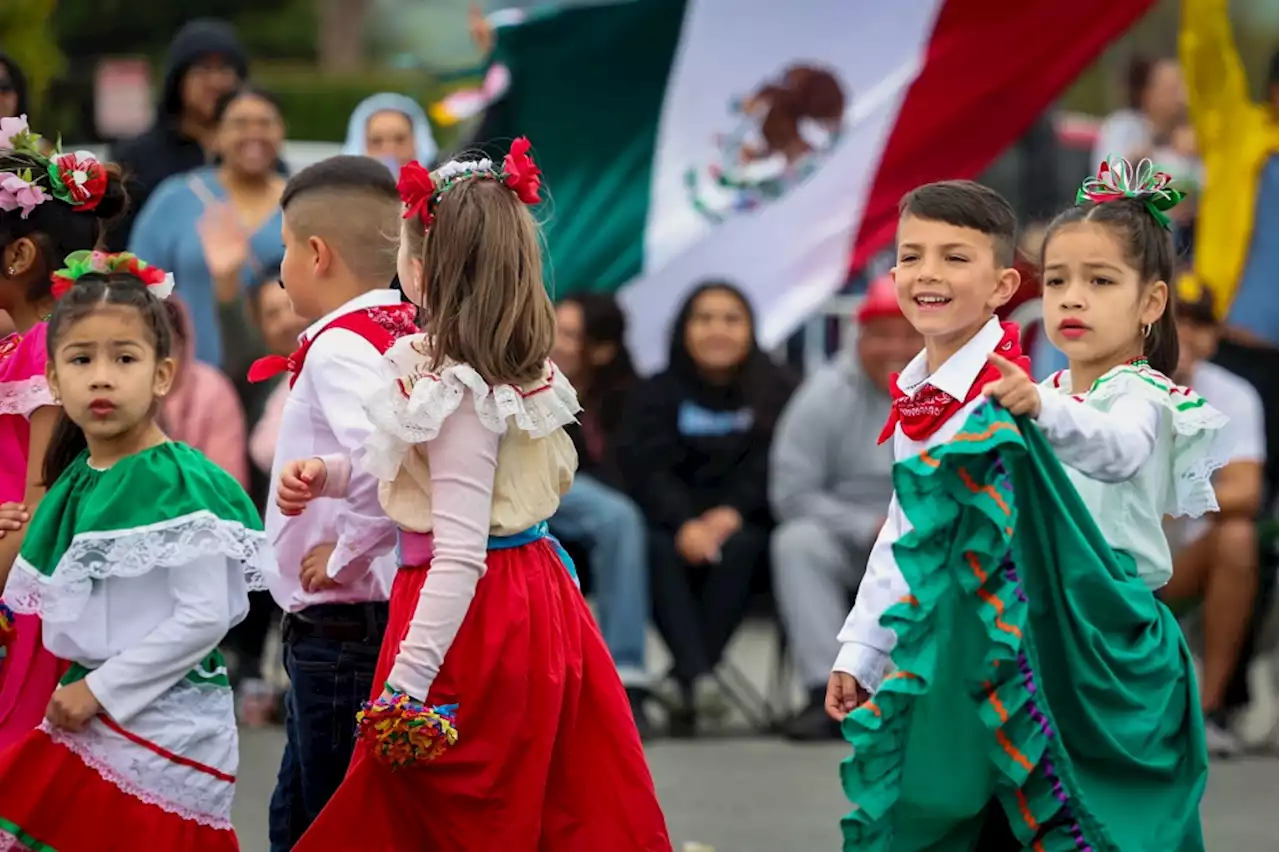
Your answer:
[1142,323,1152,339]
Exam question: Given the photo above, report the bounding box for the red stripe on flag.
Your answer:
[850,0,1156,270]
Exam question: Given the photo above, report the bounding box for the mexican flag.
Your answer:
[475,0,1154,371]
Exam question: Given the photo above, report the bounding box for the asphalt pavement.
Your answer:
[231,620,1279,851]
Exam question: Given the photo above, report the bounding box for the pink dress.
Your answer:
[0,322,64,752]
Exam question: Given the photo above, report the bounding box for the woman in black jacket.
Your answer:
[618,280,798,736]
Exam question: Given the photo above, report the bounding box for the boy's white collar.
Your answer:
[898,316,1003,399]
[301,288,403,342]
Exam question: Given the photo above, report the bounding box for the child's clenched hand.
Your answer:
[825,671,869,722]
[277,457,328,516]
[46,680,101,732]
[984,352,1041,417]
[301,543,339,593]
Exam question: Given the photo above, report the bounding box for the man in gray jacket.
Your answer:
[768,276,920,740]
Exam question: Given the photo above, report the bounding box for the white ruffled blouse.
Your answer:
[319,334,580,699]
[1035,362,1230,589]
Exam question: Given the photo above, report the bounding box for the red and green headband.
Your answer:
[397,136,542,231]
[50,251,175,300]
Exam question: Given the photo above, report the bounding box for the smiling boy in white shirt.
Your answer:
[826,180,1026,717]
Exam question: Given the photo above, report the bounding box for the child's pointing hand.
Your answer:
[983,352,1041,417]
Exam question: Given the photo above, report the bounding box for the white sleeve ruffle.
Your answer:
[1079,365,1231,519]
[359,334,580,481]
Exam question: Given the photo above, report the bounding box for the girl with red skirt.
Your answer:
[277,143,671,852]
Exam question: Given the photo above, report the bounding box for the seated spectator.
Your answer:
[1163,279,1267,757]
[158,297,248,487]
[768,274,920,740]
[618,281,798,737]
[549,294,656,737]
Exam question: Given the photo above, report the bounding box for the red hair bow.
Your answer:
[397,160,437,229]
[502,137,542,205]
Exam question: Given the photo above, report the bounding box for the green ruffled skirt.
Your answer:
[840,405,1207,851]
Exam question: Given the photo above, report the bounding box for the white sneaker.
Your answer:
[1204,717,1243,758]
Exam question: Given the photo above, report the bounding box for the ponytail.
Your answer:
[41,410,88,487]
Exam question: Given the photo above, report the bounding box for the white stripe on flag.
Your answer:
[622,0,945,372]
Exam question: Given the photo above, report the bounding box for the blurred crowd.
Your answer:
[0,12,1274,753]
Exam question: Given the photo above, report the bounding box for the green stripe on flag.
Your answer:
[477,0,687,298]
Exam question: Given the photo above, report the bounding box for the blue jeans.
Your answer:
[549,474,649,681]
[267,605,384,851]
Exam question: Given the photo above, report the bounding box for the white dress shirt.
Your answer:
[833,317,1006,690]
[263,289,401,613]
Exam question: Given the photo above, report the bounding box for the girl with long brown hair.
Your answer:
[280,140,671,851]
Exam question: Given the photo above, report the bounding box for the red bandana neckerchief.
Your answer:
[877,321,1031,445]
[247,303,418,388]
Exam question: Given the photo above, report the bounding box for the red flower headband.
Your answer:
[398,136,542,231]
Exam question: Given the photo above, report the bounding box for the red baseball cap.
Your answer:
[856,273,902,324]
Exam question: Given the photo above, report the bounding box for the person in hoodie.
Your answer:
[617,280,798,737]
[107,19,248,250]
[157,297,249,488]
[767,273,921,741]
[341,92,438,175]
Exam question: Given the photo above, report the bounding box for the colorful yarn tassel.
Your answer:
[0,601,14,665]
[356,689,458,769]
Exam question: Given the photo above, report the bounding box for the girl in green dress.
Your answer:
[839,159,1226,851]
[0,252,267,851]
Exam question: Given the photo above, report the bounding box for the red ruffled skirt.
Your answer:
[0,726,238,851]
[294,538,672,852]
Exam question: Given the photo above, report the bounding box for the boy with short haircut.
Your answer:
[826,179,1026,706]
[254,155,418,852]
[825,180,1029,849]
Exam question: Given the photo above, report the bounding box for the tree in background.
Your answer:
[318,0,374,71]
[0,0,63,120]
[52,0,305,58]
